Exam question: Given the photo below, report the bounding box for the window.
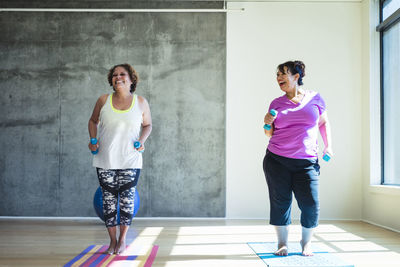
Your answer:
[377,0,400,185]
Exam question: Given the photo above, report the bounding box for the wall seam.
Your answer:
[57,13,62,216]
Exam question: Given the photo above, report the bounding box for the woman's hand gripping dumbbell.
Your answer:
[264,109,278,130]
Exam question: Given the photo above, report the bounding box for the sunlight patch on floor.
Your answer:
[331,241,389,252]
[316,233,365,241]
[337,251,400,267]
[169,243,254,256]
[176,225,275,235]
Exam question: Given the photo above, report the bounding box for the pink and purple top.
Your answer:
[268,90,326,159]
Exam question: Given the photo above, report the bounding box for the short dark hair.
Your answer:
[107,63,139,93]
[277,60,306,86]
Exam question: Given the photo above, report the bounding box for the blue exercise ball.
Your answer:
[93,186,140,222]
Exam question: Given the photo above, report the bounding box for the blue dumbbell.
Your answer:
[263,109,278,130]
[134,141,144,153]
[90,138,98,154]
[323,152,331,162]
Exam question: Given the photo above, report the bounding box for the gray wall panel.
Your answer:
[0,6,225,217]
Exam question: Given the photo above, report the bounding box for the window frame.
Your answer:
[376,0,400,185]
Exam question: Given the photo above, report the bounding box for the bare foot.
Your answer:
[115,239,126,255]
[106,240,117,255]
[301,241,314,256]
[274,244,288,256]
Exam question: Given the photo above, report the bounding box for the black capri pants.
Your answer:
[263,150,320,228]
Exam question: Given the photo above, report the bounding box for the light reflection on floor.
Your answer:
[128,221,400,267]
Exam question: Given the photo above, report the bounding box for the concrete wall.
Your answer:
[0,0,222,9]
[226,1,363,220]
[0,2,226,217]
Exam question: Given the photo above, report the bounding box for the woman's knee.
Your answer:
[300,203,319,228]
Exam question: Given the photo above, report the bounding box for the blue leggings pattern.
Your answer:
[96,168,140,227]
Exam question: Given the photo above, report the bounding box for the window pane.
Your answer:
[383,22,400,185]
[382,0,400,21]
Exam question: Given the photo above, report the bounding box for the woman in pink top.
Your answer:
[263,61,332,256]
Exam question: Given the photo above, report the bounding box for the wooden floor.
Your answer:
[0,218,400,267]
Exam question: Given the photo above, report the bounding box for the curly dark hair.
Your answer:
[107,63,139,93]
[277,60,306,86]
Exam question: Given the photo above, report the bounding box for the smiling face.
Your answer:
[112,66,132,92]
[276,66,299,93]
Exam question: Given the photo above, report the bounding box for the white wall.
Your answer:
[226,1,363,219]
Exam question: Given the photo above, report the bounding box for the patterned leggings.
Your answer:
[96,168,141,227]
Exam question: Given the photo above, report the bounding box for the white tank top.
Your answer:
[93,93,143,169]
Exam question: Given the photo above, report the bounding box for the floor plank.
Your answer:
[0,219,399,267]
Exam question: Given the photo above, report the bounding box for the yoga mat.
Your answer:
[64,245,159,267]
[248,242,354,267]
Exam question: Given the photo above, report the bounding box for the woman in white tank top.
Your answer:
[88,64,152,255]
